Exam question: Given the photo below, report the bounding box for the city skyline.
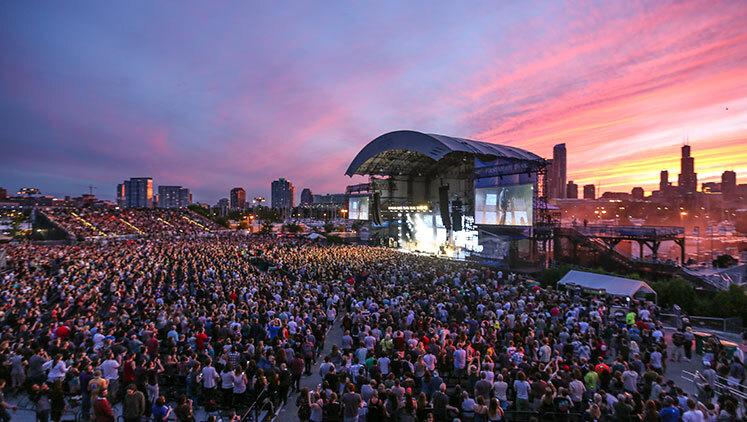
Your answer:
[2,1,747,203]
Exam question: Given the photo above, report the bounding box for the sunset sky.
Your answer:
[1,1,746,202]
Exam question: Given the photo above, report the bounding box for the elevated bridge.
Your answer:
[569,224,685,262]
[554,225,686,277]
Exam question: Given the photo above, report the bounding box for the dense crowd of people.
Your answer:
[43,208,223,239]
[1,233,745,422]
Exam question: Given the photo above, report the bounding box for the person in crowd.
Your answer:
[92,388,114,422]
[122,383,146,422]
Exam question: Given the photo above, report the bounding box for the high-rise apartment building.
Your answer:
[566,181,578,199]
[158,185,191,208]
[677,145,698,194]
[116,184,126,207]
[300,188,313,205]
[722,170,737,196]
[123,177,153,208]
[551,143,567,199]
[659,170,670,193]
[216,198,229,216]
[271,178,295,209]
[583,184,595,200]
[230,187,246,210]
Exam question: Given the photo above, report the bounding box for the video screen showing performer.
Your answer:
[474,184,533,226]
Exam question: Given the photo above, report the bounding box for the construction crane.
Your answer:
[87,185,97,196]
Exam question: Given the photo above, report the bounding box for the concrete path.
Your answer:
[275,316,344,422]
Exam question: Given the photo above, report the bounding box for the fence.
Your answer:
[659,313,743,334]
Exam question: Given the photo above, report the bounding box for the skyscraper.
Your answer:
[271,178,295,209]
[722,170,737,195]
[116,183,126,207]
[583,184,595,200]
[631,187,644,201]
[552,143,567,199]
[230,187,246,210]
[677,145,697,194]
[216,198,229,216]
[659,170,670,192]
[566,181,578,199]
[158,186,191,208]
[123,177,153,208]
[300,188,313,205]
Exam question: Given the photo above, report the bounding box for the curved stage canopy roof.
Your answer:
[346,130,542,176]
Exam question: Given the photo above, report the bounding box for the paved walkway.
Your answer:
[276,316,344,422]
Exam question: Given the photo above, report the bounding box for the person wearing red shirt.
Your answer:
[122,355,136,385]
[93,389,115,422]
[55,325,70,339]
[196,330,209,352]
[146,334,159,358]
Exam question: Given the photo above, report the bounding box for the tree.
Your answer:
[650,277,698,311]
[283,222,302,234]
[324,222,335,233]
[712,254,737,268]
[711,285,747,322]
[538,264,574,287]
[260,222,274,234]
[255,207,281,223]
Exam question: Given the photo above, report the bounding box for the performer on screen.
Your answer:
[498,188,510,225]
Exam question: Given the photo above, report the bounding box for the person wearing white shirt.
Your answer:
[513,374,531,411]
[46,356,68,383]
[364,335,376,350]
[538,342,552,364]
[220,367,235,408]
[93,332,106,351]
[99,353,121,399]
[622,369,638,393]
[355,346,368,364]
[650,349,663,372]
[569,377,586,407]
[422,353,437,372]
[319,358,335,378]
[639,308,650,321]
[200,359,220,401]
[454,347,467,374]
[682,399,705,422]
[377,356,391,376]
[652,329,664,343]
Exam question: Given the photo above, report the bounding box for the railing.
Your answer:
[659,313,743,334]
[568,224,685,238]
[241,388,270,422]
[681,370,747,414]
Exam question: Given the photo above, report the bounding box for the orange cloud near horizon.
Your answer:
[461,0,747,195]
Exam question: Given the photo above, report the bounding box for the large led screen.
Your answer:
[348,196,369,220]
[474,184,533,226]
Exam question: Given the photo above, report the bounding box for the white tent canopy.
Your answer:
[558,270,656,300]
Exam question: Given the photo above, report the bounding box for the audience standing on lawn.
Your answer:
[0,226,745,421]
